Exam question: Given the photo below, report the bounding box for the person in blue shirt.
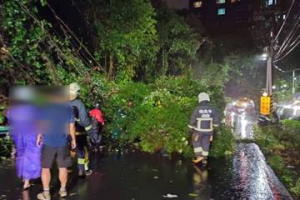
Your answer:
[37,88,76,200]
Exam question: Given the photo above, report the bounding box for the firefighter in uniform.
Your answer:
[69,83,93,176]
[188,93,219,164]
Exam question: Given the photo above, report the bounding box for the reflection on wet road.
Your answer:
[0,147,292,200]
[230,111,293,200]
[0,117,293,200]
[0,149,293,200]
[0,152,233,200]
[232,143,292,200]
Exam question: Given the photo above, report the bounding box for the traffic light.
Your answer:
[260,93,271,115]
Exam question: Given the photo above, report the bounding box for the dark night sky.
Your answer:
[162,0,189,9]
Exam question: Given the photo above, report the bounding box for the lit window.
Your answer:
[194,1,203,8]
[266,0,274,6]
[218,8,226,15]
[217,0,225,4]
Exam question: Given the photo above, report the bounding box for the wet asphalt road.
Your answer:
[232,143,292,200]
[0,148,293,200]
[0,151,233,200]
[0,116,293,200]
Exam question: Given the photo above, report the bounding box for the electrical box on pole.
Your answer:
[260,94,271,115]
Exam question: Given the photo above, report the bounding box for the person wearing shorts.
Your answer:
[36,90,76,200]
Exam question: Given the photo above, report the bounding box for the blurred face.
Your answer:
[41,86,69,104]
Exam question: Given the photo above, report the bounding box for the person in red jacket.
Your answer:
[89,102,104,152]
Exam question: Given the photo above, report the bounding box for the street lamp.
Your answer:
[260,53,268,61]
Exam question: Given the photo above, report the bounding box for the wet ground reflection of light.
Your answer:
[232,143,292,199]
[232,113,292,200]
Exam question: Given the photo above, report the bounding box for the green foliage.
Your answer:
[267,155,285,172]
[281,119,300,131]
[273,79,294,103]
[254,125,285,153]
[0,0,96,91]
[104,76,225,157]
[1,0,51,85]
[0,0,231,160]
[83,0,159,81]
[0,137,13,159]
[193,50,258,90]
[291,179,300,196]
[210,126,235,158]
[155,6,200,76]
[254,124,300,197]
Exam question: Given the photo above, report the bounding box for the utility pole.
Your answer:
[266,51,273,96]
[292,69,296,94]
[292,69,300,95]
[266,28,275,96]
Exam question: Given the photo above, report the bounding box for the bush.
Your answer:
[254,123,300,198]
[0,136,13,158]
[267,155,285,172]
[291,179,300,197]
[280,120,300,153]
[210,126,235,158]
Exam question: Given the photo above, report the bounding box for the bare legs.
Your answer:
[38,168,68,199]
[41,168,51,190]
[41,168,67,189]
[58,168,68,188]
[23,179,30,189]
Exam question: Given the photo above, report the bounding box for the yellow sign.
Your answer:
[260,96,271,115]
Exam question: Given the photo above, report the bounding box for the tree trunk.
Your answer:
[42,53,62,85]
[108,53,114,81]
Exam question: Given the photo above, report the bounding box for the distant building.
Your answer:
[189,0,257,31]
[189,0,287,32]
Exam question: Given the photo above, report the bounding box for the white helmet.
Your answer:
[69,82,80,100]
[198,92,210,103]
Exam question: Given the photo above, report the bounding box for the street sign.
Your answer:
[260,96,271,115]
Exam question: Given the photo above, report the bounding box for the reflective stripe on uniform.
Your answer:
[84,162,89,171]
[196,118,213,132]
[85,125,92,131]
[77,158,85,165]
[188,125,194,129]
[202,151,209,156]
[84,147,89,160]
[194,147,203,153]
[75,132,87,136]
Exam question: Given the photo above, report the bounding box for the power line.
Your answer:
[275,39,300,62]
[16,1,88,77]
[46,3,107,74]
[273,0,295,42]
[274,14,300,59]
